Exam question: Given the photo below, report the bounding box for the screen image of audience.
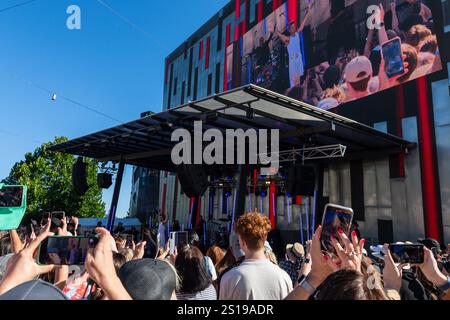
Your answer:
[238,0,442,111]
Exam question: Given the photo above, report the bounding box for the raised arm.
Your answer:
[298,4,313,34]
[276,30,290,45]
[9,230,24,254]
[377,4,389,45]
[364,27,375,58]
[390,1,400,35]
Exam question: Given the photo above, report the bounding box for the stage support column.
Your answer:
[234,165,250,223]
[107,157,125,231]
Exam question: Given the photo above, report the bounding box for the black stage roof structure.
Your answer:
[49,84,415,171]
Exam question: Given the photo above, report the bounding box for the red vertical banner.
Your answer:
[395,86,406,178]
[269,181,276,229]
[235,0,240,19]
[223,24,231,92]
[205,37,211,69]
[199,39,204,60]
[257,0,263,22]
[295,196,302,206]
[288,0,298,25]
[416,77,442,242]
[273,0,280,11]
[234,24,240,41]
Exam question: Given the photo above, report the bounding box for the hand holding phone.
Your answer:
[381,37,404,78]
[389,244,425,264]
[38,236,99,266]
[169,231,188,255]
[320,204,354,253]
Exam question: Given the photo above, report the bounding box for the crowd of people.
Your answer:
[0,210,449,301]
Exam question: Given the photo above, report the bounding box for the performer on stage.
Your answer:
[276,3,313,88]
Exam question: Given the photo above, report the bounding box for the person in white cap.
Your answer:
[343,55,374,103]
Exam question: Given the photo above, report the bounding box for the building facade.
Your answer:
[144,0,450,246]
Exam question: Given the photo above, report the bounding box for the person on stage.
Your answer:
[276,2,313,88]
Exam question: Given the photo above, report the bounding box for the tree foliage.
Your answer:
[1,137,105,222]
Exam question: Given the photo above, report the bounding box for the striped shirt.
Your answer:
[176,284,217,301]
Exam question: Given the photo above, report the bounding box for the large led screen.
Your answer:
[226,0,443,111]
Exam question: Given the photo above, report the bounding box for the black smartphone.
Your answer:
[169,231,188,255]
[0,186,23,207]
[320,204,354,252]
[126,234,134,247]
[38,236,99,266]
[381,37,404,78]
[389,244,425,264]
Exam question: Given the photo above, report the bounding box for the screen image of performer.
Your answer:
[276,3,313,87]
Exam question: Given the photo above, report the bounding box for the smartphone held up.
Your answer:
[38,236,99,266]
[320,204,354,252]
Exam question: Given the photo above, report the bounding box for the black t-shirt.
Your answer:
[400,268,431,300]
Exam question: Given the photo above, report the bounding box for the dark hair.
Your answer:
[215,248,236,276]
[311,269,388,300]
[175,245,211,294]
[348,76,371,92]
[113,252,127,273]
[323,65,341,89]
[188,230,200,247]
[398,43,418,83]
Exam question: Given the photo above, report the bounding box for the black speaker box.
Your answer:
[97,173,113,189]
[177,165,208,198]
[72,157,89,196]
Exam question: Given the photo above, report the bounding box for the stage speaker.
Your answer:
[97,173,113,189]
[72,157,89,196]
[295,165,316,197]
[177,165,208,198]
[286,166,297,196]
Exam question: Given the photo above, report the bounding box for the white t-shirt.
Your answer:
[205,256,217,281]
[219,259,293,300]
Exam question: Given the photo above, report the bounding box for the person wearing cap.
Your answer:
[276,3,313,88]
[279,243,305,286]
[343,55,374,103]
[219,212,292,300]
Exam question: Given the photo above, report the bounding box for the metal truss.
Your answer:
[259,144,347,164]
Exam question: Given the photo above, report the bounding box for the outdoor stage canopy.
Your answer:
[49,84,415,170]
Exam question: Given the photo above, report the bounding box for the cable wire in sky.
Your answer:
[0,0,37,14]
[95,0,168,50]
[8,72,124,124]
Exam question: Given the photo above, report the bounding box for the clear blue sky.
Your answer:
[0,0,229,218]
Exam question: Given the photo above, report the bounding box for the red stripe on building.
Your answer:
[205,37,211,69]
[269,181,276,229]
[234,24,240,41]
[395,86,406,178]
[295,196,302,206]
[257,0,263,22]
[199,39,204,60]
[273,0,281,10]
[223,24,231,92]
[288,0,298,24]
[235,0,240,19]
[416,77,442,242]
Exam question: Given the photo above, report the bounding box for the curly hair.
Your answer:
[234,212,272,251]
[405,24,432,48]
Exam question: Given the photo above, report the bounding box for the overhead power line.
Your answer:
[9,72,124,124]
[0,0,37,14]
